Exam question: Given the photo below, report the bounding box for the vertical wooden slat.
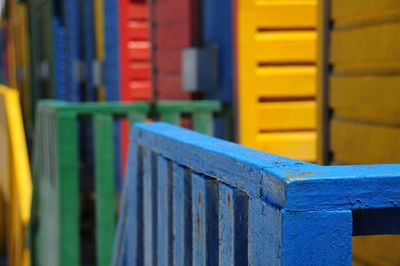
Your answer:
[57,112,80,266]
[143,150,158,265]
[160,111,181,125]
[172,163,192,266]
[94,113,115,266]
[193,111,213,135]
[248,197,281,266]
[192,173,218,265]
[157,156,173,265]
[218,184,248,265]
[126,144,144,266]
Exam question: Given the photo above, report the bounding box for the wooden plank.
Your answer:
[256,132,317,162]
[330,75,400,126]
[247,1,317,29]
[156,23,191,48]
[353,235,400,265]
[331,120,400,164]
[330,22,400,70]
[331,0,400,26]
[218,184,248,265]
[57,112,80,266]
[143,150,158,265]
[157,156,173,265]
[255,31,317,63]
[257,101,316,131]
[191,174,218,265]
[248,197,281,265]
[93,114,115,266]
[172,164,192,266]
[256,66,316,98]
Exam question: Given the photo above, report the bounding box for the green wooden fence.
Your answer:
[31,100,221,266]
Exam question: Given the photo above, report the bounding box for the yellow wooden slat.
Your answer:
[255,31,316,63]
[331,120,400,164]
[249,1,317,29]
[331,23,400,68]
[331,0,400,25]
[256,131,316,162]
[256,66,316,98]
[257,101,316,131]
[330,75,400,126]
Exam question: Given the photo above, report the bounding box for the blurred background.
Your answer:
[0,0,399,265]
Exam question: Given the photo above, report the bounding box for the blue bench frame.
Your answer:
[113,123,400,265]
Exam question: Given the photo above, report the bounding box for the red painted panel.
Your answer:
[156,49,182,73]
[157,74,192,99]
[156,23,192,48]
[119,0,152,174]
[152,0,198,99]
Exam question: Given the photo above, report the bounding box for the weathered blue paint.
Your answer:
[157,156,173,265]
[191,174,218,266]
[172,163,192,266]
[143,150,157,265]
[218,184,248,265]
[113,123,400,265]
[282,210,352,265]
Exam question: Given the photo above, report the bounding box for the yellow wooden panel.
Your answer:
[331,0,400,25]
[237,0,317,159]
[251,1,317,29]
[330,23,400,68]
[256,66,316,98]
[331,120,400,164]
[330,75,400,126]
[256,131,316,161]
[257,101,316,131]
[255,31,316,63]
[353,236,400,266]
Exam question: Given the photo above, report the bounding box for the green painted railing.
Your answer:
[31,100,221,266]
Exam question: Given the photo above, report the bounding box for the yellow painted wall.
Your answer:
[237,0,317,162]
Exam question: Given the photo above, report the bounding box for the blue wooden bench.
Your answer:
[113,123,400,265]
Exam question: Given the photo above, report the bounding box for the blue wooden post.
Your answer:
[114,123,400,266]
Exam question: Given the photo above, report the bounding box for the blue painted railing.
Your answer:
[113,123,400,265]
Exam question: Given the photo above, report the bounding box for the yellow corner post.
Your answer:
[0,86,32,266]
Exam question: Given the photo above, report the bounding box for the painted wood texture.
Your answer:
[119,0,152,101]
[237,0,317,161]
[152,0,197,100]
[0,87,32,266]
[31,100,220,266]
[113,123,400,265]
[318,0,400,263]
